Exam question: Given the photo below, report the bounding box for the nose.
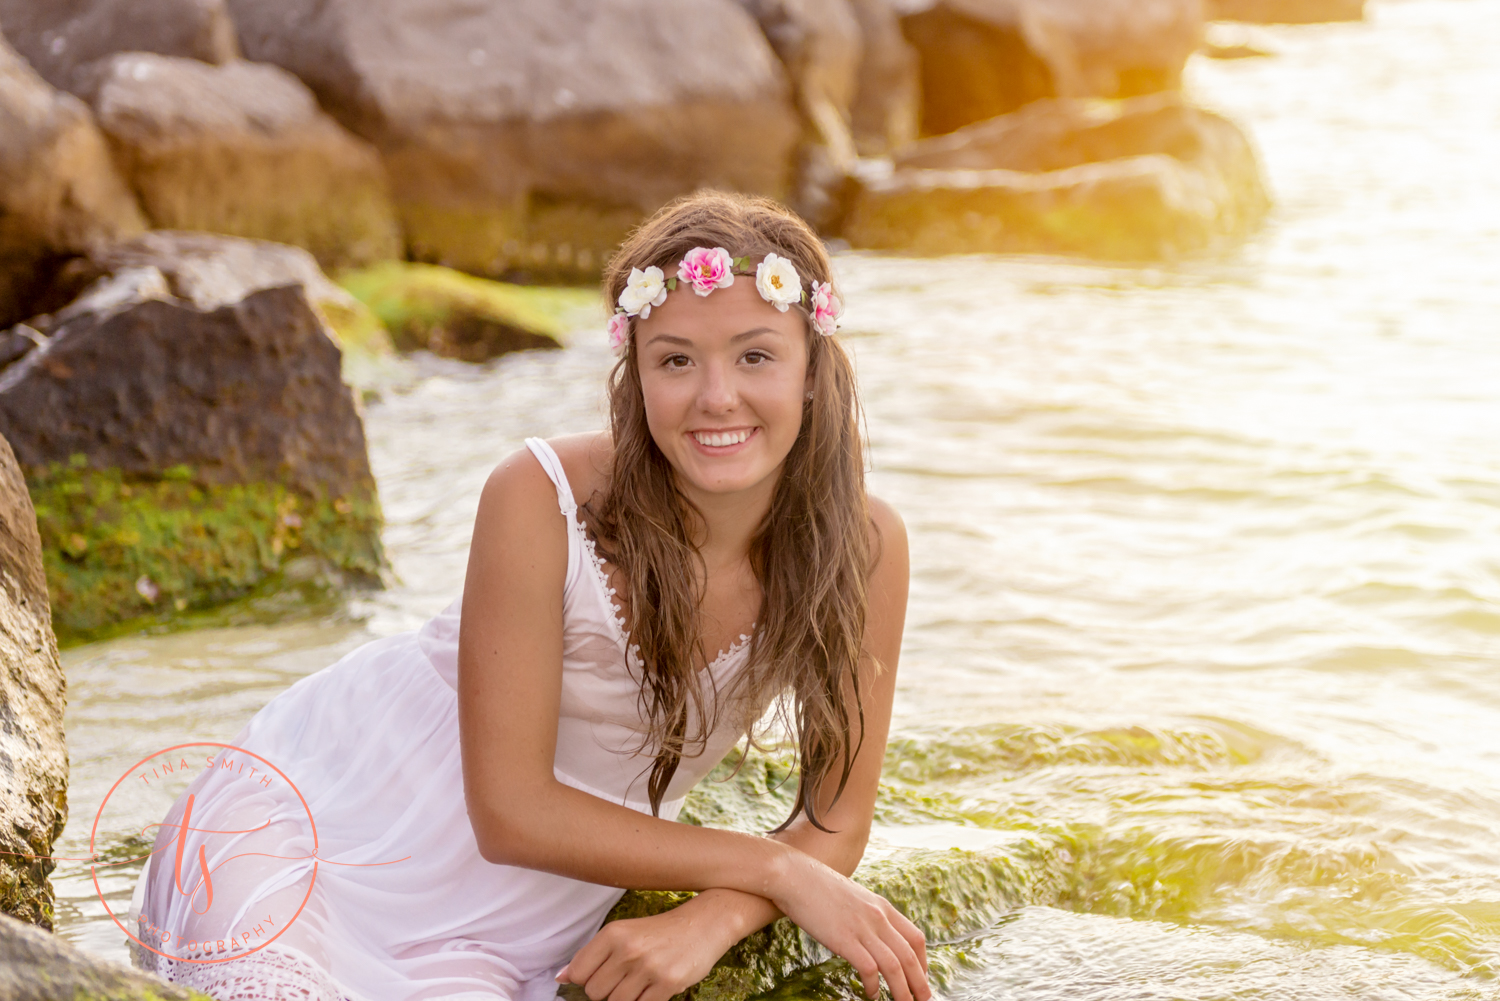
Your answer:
[696,358,737,415]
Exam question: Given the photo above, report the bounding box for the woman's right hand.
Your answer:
[769,850,931,1001]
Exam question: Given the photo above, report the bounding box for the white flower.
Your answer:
[618,265,668,317]
[755,253,802,312]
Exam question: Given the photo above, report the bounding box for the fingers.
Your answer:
[866,937,913,1001]
[883,900,930,977]
[850,948,883,1001]
[603,969,652,1001]
[878,923,930,1001]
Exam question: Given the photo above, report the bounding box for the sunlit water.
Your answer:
[49,2,1500,996]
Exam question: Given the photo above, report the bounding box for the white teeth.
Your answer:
[695,429,750,447]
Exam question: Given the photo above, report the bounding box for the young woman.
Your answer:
[129,192,928,1001]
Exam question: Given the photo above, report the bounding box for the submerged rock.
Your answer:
[338,262,568,363]
[0,0,238,94]
[77,53,401,269]
[0,33,146,328]
[225,0,799,280]
[898,0,1205,136]
[0,911,209,999]
[0,269,385,642]
[844,93,1270,259]
[1207,0,1364,23]
[0,434,66,928]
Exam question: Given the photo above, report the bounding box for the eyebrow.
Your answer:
[643,327,780,348]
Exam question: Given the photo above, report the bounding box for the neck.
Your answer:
[675,466,781,570]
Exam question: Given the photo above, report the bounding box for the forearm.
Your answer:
[662,819,871,946]
[474,778,798,899]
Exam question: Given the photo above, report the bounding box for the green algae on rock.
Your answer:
[337,262,580,363]
[28,460,382,643]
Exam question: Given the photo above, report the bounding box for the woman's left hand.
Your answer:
[558,905,736,1001]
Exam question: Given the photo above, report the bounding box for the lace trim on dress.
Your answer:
[570,513,751,673]
[131,937,360,1001]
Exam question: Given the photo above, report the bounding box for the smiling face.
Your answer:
[633,269,811,501]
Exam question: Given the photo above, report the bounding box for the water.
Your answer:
[49,1,1500,995]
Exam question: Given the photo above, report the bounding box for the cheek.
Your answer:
[638,371,692,435]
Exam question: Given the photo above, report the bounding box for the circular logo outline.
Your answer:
[92,741,320,965]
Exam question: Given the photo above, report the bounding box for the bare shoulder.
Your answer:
[867,494,909,570]
[541,431,613,509]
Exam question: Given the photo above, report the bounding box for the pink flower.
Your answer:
[810,281,842,336]
[607,312,630,355]
[677,246,735,296]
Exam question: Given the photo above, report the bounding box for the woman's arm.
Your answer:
[557,498,924,1001]
[458,457,926,1000]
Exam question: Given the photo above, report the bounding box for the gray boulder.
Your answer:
[0,33,146,327]
[0,434,66,929]
[226,0,800,280]
[845,92,1269,259]
[77,53,401,269]
[0,0,237,94]
[0,911,209,999]
[899,0,1206,135]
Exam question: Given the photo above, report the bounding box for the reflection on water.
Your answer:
[52,1,1500,994]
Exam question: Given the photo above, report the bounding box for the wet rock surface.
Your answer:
[898,0,1205,136]
[0,33,146,328]
[225,0,800,280]
[0,911,210,1000]
[0,272,385,641]
[77,53,401,269]
[845,93,1269,259]
[0,434,66,929]
[0,0,238,95]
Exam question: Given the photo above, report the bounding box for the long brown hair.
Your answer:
[588,191,872,832]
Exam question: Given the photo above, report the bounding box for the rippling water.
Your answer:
[51,2,1500,996]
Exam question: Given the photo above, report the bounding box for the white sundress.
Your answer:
[128,437,762,1001]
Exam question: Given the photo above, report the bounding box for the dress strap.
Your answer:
[524,437,578,516]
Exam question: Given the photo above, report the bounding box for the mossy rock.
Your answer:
[29,459,385,645]
[337,262,594,362]
[587,745,1081,1001]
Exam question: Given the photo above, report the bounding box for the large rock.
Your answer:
[0,0,237,94]
[40,230,394,360]
[0,33,146,328]
[735,0,863,228]
[899,0,1205,136]
[844,92,1270,259]
[0,434,66,929]
[848,0,920,156]
[0,267,386,641]
[225,0,800,280]
[0,912,210,999]
[1207,0,1363,22]
[76,54,401,269]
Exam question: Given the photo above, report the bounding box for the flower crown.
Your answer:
[606,247,842,356]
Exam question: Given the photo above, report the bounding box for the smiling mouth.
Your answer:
[692,428,754,448]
